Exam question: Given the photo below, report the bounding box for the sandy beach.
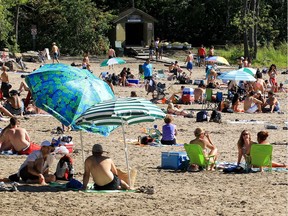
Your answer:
[0,55,287,216]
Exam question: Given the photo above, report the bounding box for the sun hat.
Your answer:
[41,140,52,147]
[92,144,107,153]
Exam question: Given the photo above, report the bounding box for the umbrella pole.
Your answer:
[80,130,85,167]
[121,120,131,187]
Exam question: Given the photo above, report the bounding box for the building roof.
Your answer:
[113,7,158,23]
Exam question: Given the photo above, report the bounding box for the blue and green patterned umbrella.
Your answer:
[25,63,116,135]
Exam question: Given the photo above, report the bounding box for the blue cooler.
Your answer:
[127,79,140,84]
[161,152,188,170]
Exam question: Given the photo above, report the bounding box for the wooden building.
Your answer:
[110,7,158,48]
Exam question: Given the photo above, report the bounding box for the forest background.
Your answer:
[0,0,287,67]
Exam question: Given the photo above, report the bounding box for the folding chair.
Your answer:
[184,144,216,170]
[249,144,273,172]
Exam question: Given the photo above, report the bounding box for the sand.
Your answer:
[0,55,287,216]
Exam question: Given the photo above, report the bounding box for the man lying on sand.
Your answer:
[0,117,41,154]
[82,144,130,190]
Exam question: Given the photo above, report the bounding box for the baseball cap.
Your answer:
[41,140,52,147]
[92,144,106,153]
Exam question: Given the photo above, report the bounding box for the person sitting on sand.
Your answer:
[237,130,256,166]
[253,72,266,94]
[255,131,287,171]
[262,91,280,113]
[82,144,130,190]
[277,83,287,93]
[18,140,56,185]
[194,83,206,103]
[3,90,24,116]
[168,85,185,104]
[0,117,41,154]
[130,91,137,97]
[232,93,244,113]
[189,128,218,170]
[244,91,263,113]
[166,103,190,117]
[161,115,177,145]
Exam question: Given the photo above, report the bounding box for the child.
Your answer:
[54,146,74,181]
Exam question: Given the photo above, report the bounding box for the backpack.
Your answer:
[196,110,208,122]
[55,155,74,181]
[210,110,222,123]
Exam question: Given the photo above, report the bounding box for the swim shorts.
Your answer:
[187,62,193,70]
[93,175,120,190]
[54,52,59,59]
[17,142,41,155]
[19,166,39,182]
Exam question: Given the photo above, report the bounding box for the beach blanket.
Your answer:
[217,162,288,172]
[49,182,135,193]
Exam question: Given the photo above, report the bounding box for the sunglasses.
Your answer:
[242,133,249,136]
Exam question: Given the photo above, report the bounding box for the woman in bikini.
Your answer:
[268,64,278,92]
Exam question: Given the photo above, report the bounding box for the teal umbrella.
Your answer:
[218,70,256,81]
[75,97,166,186]
[100,57,126,67]
[238,67,257,76]
[25,63,116,135]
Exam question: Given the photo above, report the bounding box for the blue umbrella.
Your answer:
[25,63,116,135]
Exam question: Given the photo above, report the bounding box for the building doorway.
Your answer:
[125,23,144,46]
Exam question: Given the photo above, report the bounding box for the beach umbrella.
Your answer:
[100,57,126,67]
[218,70,256,82]
[25,63,116,135]
[75,97,166,186]
[205,56,230,66]
[238,67,257,76]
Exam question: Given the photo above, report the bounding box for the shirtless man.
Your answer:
[263,91,280,113]
[185,51,193,76]
[244,91,263,113]
[0,117,40,154]
[194,83,206,103]
[82,144,130,190]
[1,65,12,98]
[3,90,24,116]
[107,46,116,69]
[51,42,60,63]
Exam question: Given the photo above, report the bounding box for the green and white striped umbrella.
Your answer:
[100,57,126,67]
[75,97,166,126]
[75,97,165,187]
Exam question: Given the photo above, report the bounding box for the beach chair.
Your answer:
[249,144,273,172]
[184,144,215,170]
[202,88,214,109]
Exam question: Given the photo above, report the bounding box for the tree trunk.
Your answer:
[253,0,260,59]
[243,0,249,57]
[15,4,20,45]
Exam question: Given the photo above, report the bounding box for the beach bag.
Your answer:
[138,136,154,145]
[196,110,208,122]
[147,79,156,93]
[55,155,74,181]
[210,110,222,123]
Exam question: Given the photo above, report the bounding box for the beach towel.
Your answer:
[226,120,266,124]
[49,182,135,193]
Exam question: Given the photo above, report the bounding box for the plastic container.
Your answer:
[161,152,188,170]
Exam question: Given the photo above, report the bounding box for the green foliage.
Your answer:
[0,0,14,47]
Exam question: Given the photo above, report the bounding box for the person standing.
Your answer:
[185,51,193,76]
[0,65,12,98]
[82,144,130,190]
[197,44,206,67]
[51,42,60,63]
[107,46,116,69]
[154,37,160,60]
[208,45,214,57]
[142,59,153,91]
